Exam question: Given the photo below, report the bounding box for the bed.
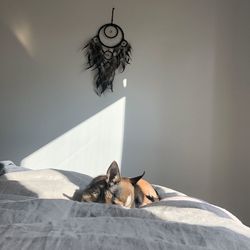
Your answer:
[0,162,250,250]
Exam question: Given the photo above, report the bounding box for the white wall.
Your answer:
[230,0,250,226]
[0,0,249,225]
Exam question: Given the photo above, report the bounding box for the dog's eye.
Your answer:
[112,192,118,199]
[111,192,121,203]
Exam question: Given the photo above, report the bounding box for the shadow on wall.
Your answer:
[21,97,126,177]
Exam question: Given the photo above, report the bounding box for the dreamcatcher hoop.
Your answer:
[97,23,124,48]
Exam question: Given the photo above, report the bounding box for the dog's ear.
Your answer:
[129,171,145,185]
[106,161,121,185]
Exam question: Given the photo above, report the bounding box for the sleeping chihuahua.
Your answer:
[80,161,159,208]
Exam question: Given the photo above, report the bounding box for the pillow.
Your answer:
[0,161,30,174]
[0,168,92,200]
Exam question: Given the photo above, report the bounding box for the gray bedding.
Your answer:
[0,168,250,250]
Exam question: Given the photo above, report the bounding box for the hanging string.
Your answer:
[111,8,115,24]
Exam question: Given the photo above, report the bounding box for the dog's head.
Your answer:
[81,161,144,208]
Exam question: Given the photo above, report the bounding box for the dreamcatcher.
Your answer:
[82,8,132,95]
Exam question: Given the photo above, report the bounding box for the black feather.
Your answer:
[83,36,132,95]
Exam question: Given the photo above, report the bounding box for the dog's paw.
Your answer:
[146,195,160,202]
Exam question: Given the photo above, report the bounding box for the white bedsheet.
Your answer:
[0,169,250,250]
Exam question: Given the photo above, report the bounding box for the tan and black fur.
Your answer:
[80,161,159,208]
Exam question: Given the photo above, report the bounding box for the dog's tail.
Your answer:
[63,193,73,200]
[63,189,84,202]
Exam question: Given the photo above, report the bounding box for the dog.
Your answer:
[80,161,159,208]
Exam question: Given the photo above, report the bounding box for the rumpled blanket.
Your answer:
[0,169,250,250]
